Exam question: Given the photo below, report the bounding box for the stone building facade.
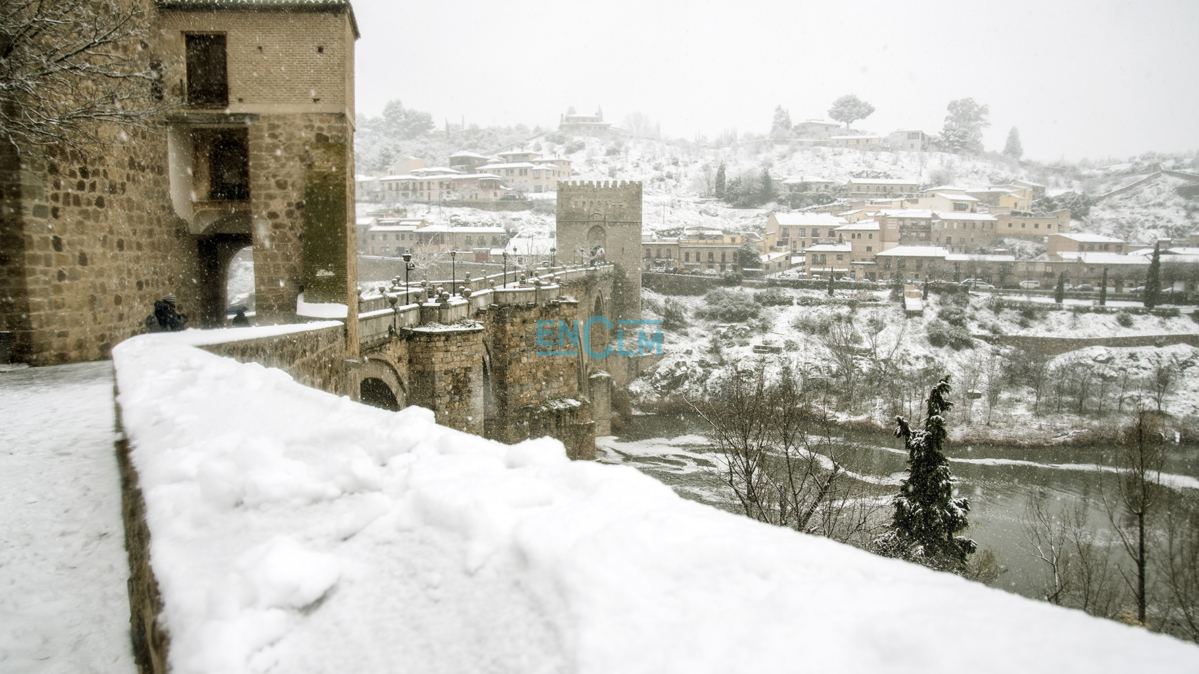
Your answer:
[0,0,359,365]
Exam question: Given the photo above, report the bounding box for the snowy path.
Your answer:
[0,362,135,673]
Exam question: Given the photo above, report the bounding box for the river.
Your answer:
[599,412,1199,602]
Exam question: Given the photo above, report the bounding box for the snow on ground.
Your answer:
[111,331,1199,673]
[0,362,136,673]
[636,286,1199,440]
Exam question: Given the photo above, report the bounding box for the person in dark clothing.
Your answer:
[231,309,250,327]
[144,294,188,332]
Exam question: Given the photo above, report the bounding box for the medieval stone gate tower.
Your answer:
[555,181,642,324]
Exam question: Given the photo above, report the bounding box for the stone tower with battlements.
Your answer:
[556,181,642,323]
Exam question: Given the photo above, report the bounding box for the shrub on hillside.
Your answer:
[927,320,973,349]
[698,289,760,322]
[1116,311,1135,328]
[753,287,793,306]
[661,299,688,331]
[937,305,969,328]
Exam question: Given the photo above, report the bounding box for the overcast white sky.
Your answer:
[352,0,1198,162]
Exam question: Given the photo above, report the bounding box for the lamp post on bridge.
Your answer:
[502,250,508,288]
[550,246,556,273]
[402,252,414,305]
[450,250,457,296]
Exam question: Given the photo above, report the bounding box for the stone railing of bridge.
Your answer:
[357,265,613,347]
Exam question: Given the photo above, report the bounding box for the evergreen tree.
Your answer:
[715,162,727,199]
[1144,243,1162,309]
[1099,268,1108,306]
[760,168,774,203]
[770,105,792,138]
[1003,127,1023,160]
[1055,272,1066,304]
[876,376,975,573]
[939,98,990,154]
[828,94,875,130]
[828,271,835,296]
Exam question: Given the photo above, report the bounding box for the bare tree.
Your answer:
[1023,491,1126,618]
[1105,409,1166,625]
[822,314,862,411]
[690,362,883,547]
[1144,355,1178,414]
[1,0,160,154]
[1161,494,1199,642]
[1023,491,1073,604]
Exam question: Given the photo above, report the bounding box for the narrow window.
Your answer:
[186,34,228,108]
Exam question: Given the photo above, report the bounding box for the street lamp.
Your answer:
[402,252,414,305]
[502,250,508,287]
[450,250,457,296]
[550,246,556,272]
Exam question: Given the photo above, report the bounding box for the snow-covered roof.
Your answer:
[1055,233,1125,243]
[925,185,965,192]
[944,254,1016,263]
[933,192,979,202]
[415,225,508,234]
[805,243,852,252]
[831,135,881,140]
[847,178,919,185]
[449,151,491,159]
[771,212,847,227]
[1056,252,1148,265]
[795,119,841,127]
[875,246,950,257]
[410,167,461,175]
[760,251,789,261]
[932,212,997,221]
[782,176,835,184]
[835,220,880,231]
[478,162,537,170]
[368,225,419,233]
[878,209,934,219]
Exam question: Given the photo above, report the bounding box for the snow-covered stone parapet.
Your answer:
[111,337,1199,674]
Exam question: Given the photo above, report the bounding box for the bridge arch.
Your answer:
[359,357,408,410]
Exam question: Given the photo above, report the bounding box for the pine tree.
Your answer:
[939,98,990,154]
[1099,268,1108,306]
[715,162,727,199]
[828,271,835,296]
[760,168,774,203]
[1055,272,1066,304]
[1003,127,1023,160]
[770,105,792,138]
[876,376,976,573]
[1144,243,1162,310]
[828,94,875,130]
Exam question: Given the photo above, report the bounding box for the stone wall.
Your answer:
[114,416,169,674]
[406,324,486,435]
[200,323,348,395]
[0,121,203,365]
[556,181,642,323]
[642,271,722,295]
[976,332,1199,356]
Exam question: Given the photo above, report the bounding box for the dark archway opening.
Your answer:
[360,378,399,411]
[197,233,252,327]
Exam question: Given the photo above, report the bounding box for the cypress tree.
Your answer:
[1099,268,1108,306]
[1054,272,1066,304]
[714,162,727,199]
[876,376,976,573]
[828,270,835,296]
[1144,243,1162,310]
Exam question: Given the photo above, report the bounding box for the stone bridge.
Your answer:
[351,264,647,459]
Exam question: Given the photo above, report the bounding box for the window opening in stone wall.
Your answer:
[186,34,228,108]
[208,130,249,200]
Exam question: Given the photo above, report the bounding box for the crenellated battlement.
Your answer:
[557,180,642,222]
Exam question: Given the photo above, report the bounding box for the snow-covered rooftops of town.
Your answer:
[875,246,951,257]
